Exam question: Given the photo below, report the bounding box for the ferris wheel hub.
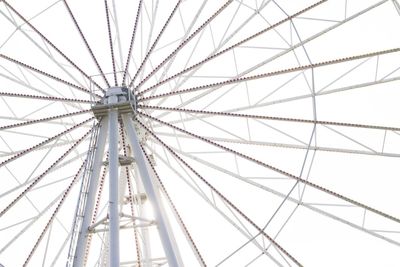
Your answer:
[91,86,137,118]
[104,86,136,106]
[104,86,128,103]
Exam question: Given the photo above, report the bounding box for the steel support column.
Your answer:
[122,114,184,267]
[73,117,109,267]
[132,164,152,267]
[108,107,120,267]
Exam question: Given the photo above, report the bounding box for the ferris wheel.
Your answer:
[0,0,400,266]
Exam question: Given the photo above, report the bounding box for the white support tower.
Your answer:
[70,87,183,267]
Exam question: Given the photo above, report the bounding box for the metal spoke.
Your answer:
[141,0,210,100]
[110,0,124,70]
[2,0,105,92]
[152,74,400,124]
[62,0,111,88]
[136,118,303,267]
[2,148,64,230]
[0,68,87,111]
[218,125,316,266]
[104,0,118,86]
[147,143,287,267]
[0,216,36,231]
[135,0,159,85]
[143,0,275,106]
[129,0,181,87]
[140,112,400,225]
[143,0,391,116]
[0,109,90,131]
[0,126,92,217]
[122,0,143,85]
[0,117,93,169]
[154,131,400,158]
[0,122,90,141]
[139,47,400,102]
[0,151,87,200]
[23,160,86,265]
[0,186,68,254]
[0,8,91,93]
[140,104,400,132]
[137,0,327,96]
[393,0,400,15]
[165,142,400,247]
[0,54,99,97]
[0,92,92,103]
[133,0,234,91]
[322,125,377,153]
[130,0,158,85]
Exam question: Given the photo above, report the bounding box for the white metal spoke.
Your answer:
[138,118,303,266]
[138,0,326,97]
[0,151,87,201]
[0,126,92,217]
[165,142,400,247]
[140,104,400,132]
[138,0,208,93]
[133,0,234,91]
[130,0,203,88]
[147,144,289,267]
[62,0,111,88]
[2,1,104,92]
[0,92,92,103]
[0,117,93,169]
[104,0,118,87]
[219,125,316,265]
[122,0,143,85]
[0,54,97,97]
[141,0,276,102]
[0,68,88,111]
[141,112,400,225]
[23,160,86,265]
[0,8,92,93]
[139,48,400,102]
[0,188,68,255]
[142,0,392,118]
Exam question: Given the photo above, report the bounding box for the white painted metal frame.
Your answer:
[107,108,120,267]
[122,114,184,267]
[73,118,109,267]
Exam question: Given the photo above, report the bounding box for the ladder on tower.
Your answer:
[66,121,101,266]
